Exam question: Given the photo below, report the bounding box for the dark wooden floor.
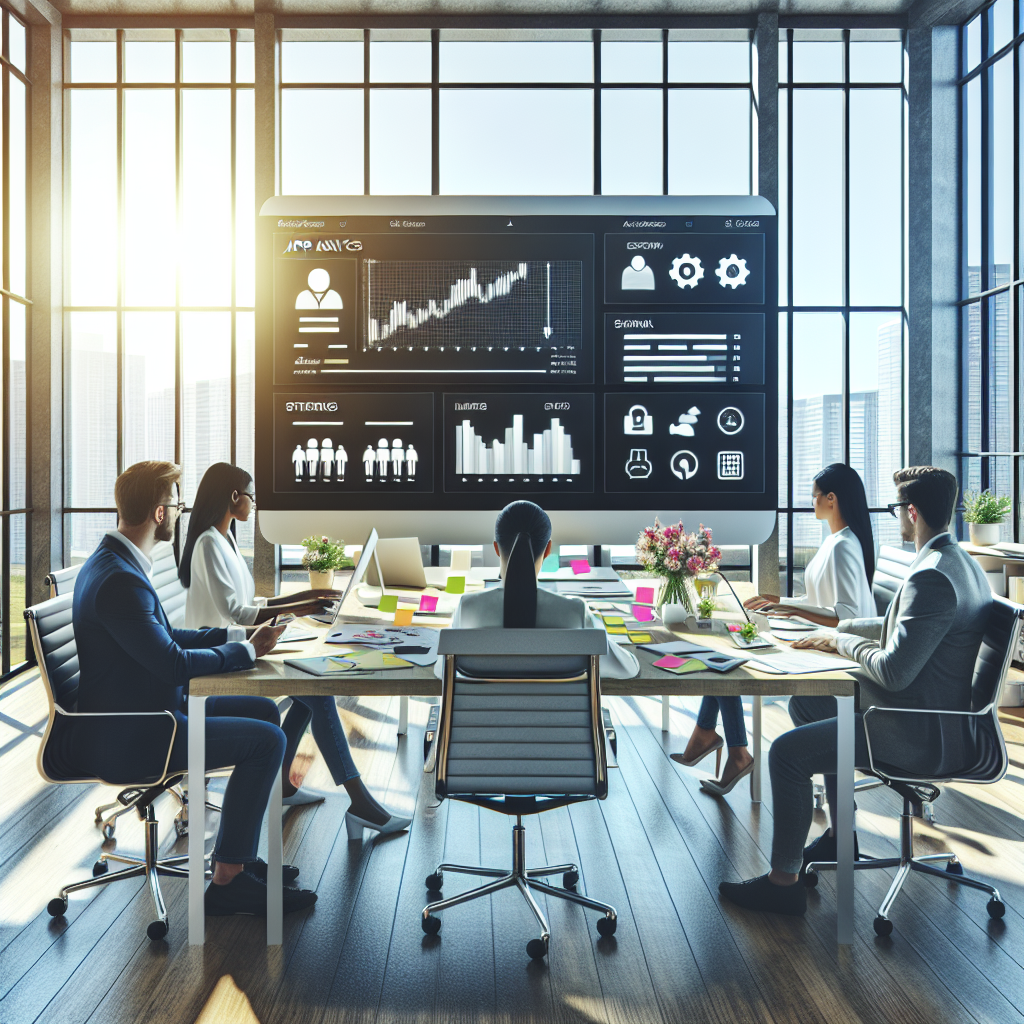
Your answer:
[2,670,1022,1024]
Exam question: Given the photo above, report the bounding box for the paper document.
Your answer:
[747,651,859,674]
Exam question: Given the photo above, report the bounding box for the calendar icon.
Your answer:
[717,451,744,480]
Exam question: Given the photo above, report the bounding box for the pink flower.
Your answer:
[686,556,705,575]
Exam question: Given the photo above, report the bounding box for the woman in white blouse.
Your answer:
[181,463,410,836]
[672,463,876,795]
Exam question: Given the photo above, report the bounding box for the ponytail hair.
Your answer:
[495,501,552,629]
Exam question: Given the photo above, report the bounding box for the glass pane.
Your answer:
[778,38,788,83]
[124,91,176,306]
[850,89,902,307]
[964,16,981,74]
[181,313,232,504]
[778,312,789,508]
[668,42,749,83]
[601,42,662,83]
[124,312,176,467]
[964,77,981,293]
[778,92,788,304]
[282,90,364,195]
[871,511,904,562]
[369,89,432,194]
[65,512,118,565]
[67,313,118,508]
[182,91,232,305]
[440,42,592,83]
[282,41,363,83]
[234,313,256,574]
[850,313,903,508]
[70,41,116,83]
[963,302,982,493]
[792,90,843,306]
[8,14,26,72]
[793,41,843,82]
[993,0,1013,53]
[236,40,255,83]
[370,41,431,82]
[124,41,175,83]
[792,312,844,509]
[601,89,662,195]
[183,41,231,82]
[70,91,118,306]
[792,512,828,595]
[668,89,750,195]
[992,57,1013,282]
[9,302,27,513]
[440,89,592,195]
[989,293,1012,514]
[236,89,256,307]
[849,42,902,83]
[4,516,28,668]
[8,76,26,298]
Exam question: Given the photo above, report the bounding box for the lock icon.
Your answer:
[624,404,653,435]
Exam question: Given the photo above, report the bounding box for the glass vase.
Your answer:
[659,574,697,619]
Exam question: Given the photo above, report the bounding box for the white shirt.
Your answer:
[778,526,875,621]
[184,526,267,630]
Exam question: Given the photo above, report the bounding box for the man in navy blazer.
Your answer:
[74,461,317,918]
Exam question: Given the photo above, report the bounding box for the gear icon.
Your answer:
[669,254,704,290]
[715,254,750,289]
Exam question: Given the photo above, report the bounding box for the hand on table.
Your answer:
[271,588,344,604]
[743,595,779,611]
[791,634,838,653]
[249,623,287,659]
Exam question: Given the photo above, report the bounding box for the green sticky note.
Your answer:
[627,632,653,644]
[541,554,560,572]
[606,625,628,635]
[378,594,398,613]
[446,575,466,595]
[602,616,625,626]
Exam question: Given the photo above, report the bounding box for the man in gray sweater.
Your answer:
[720,466,991,915]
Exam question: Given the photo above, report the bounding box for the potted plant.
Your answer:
[697,595,717,620]
[635,519,721,626]
[739,621,760,643]
[962,491,1012,546]
[300,535,349,589]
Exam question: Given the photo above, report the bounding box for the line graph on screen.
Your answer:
[363,259,582,352]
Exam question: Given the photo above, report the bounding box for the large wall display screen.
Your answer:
[257,197,777,544]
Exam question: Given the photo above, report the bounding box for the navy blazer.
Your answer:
[74,534,253,717]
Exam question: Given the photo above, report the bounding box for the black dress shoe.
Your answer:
[204,870,317,917]
[246,857,301,885]
[719,874,807,916]
[802,831,859,874]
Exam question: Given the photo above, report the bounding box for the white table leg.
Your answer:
[750,695,762,803]
[188,694,206,946]
[835,695,855,945]
[398,695,409,736]
[267,768,283,945]
[661,695,670,732]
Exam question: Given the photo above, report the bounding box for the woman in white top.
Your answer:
[672,463,876,795]
[181,463,410,836]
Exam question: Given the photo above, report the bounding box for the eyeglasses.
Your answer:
[157,501,186,515]
[886,501,912,518]
[241,492,256,504]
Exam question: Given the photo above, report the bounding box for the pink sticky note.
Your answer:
[727,623,741,632]
[636,586,655,604]
[571,560,591,575]
[653,654,686,669]
[419,594,438,613]
[632,605,655,622]
[393,607,414,626]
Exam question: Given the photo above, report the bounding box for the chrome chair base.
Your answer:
[421,816,617,959]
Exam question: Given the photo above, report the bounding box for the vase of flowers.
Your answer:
[301,535,349,589]
[636,519,722,626]
[962,490,1011,546]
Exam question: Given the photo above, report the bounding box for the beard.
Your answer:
[155,516,175,544]
[899,517,914,543]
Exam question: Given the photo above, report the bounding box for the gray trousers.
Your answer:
[768,695,870,875]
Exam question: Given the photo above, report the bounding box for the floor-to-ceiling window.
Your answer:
[778,29,908,595]
[1,6,30,676]
[63,29,257,567]
[960,0,1021,542]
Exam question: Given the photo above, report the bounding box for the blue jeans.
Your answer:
[696,695,748,748]
[170,695,286,864]
[281,695,360,785]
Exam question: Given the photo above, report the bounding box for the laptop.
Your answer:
[364,536,498,589]
[319,528,387,637]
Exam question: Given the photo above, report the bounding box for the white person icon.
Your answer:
[292,444,306,482]
[362,445,375,477]
[295,268,343,310]
[391,440,405,478]
[405,444,419,479]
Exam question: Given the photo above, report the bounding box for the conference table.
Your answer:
[187,587,858,948]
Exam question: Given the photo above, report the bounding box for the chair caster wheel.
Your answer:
[174,818,188,839]
[562,870,579,890]
[92,860,109,877]
[526,938,548,960]
[987,899,1006,920]
[421,914,441,936]
[47,896,68,918]
[101,824,115,840]
[803,870,819,888]
[945,858,963,875]
[425,872,443,891]
[873,916,893,937]
[596,916,617,937]
[147,920,169,941]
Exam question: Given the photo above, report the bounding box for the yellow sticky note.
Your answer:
[393,607,415,626]
[602,616,625,626]
[606,625,628,635]
[378,594,398,613]
[627,632,653,643]
[446,575,466,594]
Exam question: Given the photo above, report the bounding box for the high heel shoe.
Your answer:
[699,760,755,796]
[345,810,413,840]
[670,738,724,771]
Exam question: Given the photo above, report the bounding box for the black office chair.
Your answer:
[422,628,617,960]
[805,595,1022,937]
[25,592,199,941]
